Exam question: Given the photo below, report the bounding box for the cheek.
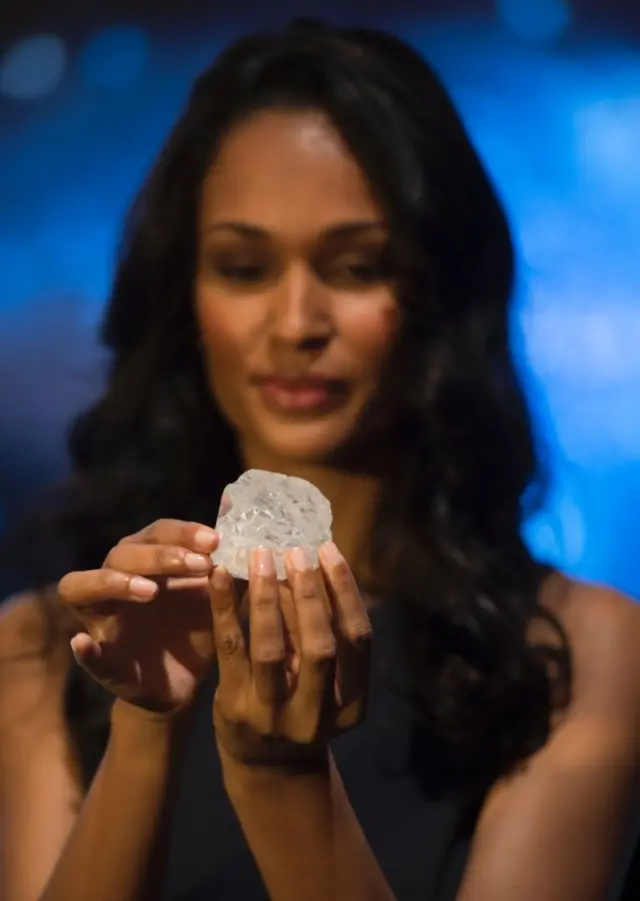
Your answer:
[195,295,253,424]
[193,291,262,426]
[344,297,402,370]
[195,290,254,376]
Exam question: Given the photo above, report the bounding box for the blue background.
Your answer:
[1,0,639,597]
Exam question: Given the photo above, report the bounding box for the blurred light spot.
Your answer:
[523,301,640,385]
[524,517,563,563]
[497,0,572,41]
[525,491,586,568]
[557,494,587,565]
[574,98,640,197]
[79,25,149,88]
[0,35,67,100]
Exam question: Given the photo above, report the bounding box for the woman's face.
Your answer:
[195,108,402,465]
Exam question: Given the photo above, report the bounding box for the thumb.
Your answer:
[70,633,119,684]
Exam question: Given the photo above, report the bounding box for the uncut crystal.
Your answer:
[211,469,333,580]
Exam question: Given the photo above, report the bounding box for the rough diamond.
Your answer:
[211,469,333,580]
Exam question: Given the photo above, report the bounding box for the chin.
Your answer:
[253,420,351,467]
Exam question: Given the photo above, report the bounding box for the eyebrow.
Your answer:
[203,220,386,240]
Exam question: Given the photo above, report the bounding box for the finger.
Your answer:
[285,549,336,717]
[277,580,301,669]
[165,575,210,591]
[209,565,249,692]
[123,520,219,555]
[105,541,212,578]
[70,633,118,684]
[249,549,287,706]
[58,568,158,608]
[318,542,372,713]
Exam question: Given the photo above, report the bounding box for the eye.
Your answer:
[344,261,384,280]
[323,251,391,286]
[203,249,271,285]
[216,263,266,284]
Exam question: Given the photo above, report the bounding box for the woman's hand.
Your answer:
[57,519,219,716]
[210,543,372,767]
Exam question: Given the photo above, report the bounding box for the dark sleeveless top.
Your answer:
[161,605,480,901]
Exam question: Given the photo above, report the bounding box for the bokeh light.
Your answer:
[0,34,67,100]
[574,96,640,199]
[497,0,572,41]
[78,25,150,88]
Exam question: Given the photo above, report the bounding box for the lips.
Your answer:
[254,375,348,413]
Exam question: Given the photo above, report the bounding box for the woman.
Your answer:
[1,18,639,901]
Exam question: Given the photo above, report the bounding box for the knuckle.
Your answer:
[330,560,353,590]
[103,547,118,567]
[102,569,126,592]
[296,578,320,602]
[151,518,171,531]
[252,585,279,609]
[253,714,278,738]
[344,617,372,643]
[104,536,134,565]
[216,630,243,657]
[284,705,322,744]
[252,645,285,666]
[159,546,183,569]
[142,518,174,540]
[303,639,336,664]
[216,695,244,724]
[56,573,75,600]
[288,723,316,744]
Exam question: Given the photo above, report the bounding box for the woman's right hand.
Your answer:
[211,544,372,767]
[57,519,220,716]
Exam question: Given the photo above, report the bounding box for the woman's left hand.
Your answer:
[209,542,372,768]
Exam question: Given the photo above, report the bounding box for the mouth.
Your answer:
[252,375,350,414]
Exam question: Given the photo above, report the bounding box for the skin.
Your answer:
[0,107,639,901]
[196,109,401,465]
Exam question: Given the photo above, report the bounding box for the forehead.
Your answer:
[199,109,382,234]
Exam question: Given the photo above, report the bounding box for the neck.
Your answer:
[240,448,379,579]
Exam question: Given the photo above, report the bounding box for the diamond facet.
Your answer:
[211,469,333,580]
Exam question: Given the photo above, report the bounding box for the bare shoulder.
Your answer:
[459,578,640,899]
[540,572,640,722]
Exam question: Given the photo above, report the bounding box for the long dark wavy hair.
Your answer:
[6,19,570,793]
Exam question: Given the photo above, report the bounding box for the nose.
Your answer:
[267,262,334,351]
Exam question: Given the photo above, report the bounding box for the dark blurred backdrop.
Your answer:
[1,0,639,598]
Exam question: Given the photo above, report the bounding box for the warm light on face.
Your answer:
[194,109,402,467]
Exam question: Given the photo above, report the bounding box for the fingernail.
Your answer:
[289,547,311,572]
[130,576,157,598]
[253,548,275,576]
[320,542,344,566]
[194,528,218,552]
[185,552,211,573]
